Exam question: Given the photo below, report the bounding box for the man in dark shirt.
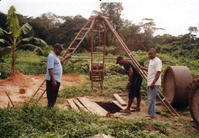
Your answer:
[116,56,142,113]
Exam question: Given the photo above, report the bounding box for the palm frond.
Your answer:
[23,44,44,54]
[0,39,5,44]
[20,23,32,35]
[32,38,48,47]
[22,37,33,43]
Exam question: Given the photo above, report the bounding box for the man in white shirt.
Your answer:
[140,48,162,119]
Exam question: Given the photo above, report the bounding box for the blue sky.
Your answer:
[1,0,199,36]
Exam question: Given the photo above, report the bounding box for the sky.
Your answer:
[1,0,199,36]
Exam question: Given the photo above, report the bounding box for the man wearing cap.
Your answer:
[46,43,71,108]
[116,56,142,113]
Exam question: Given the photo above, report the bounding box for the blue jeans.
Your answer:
[147,85,160,117]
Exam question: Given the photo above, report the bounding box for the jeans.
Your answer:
[147,85,160,117]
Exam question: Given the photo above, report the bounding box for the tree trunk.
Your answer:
[11,37,16,75]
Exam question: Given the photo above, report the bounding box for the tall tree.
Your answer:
[139,18,163,50]
[0,6,47,75]
[100,2,123,46]
[119,19,141,50]
[100,2,123,31]
[188,26,198,34]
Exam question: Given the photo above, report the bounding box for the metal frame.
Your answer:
[29,15,179,117]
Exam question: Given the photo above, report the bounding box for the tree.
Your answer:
[188,26,198,34]
[100,3,123,46]
[139,18,163,50]
[119,19,141,50]
[100,2,123,31]
[0,6,47,75]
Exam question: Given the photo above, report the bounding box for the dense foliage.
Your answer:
[0,104,172,137]
[1,3,199,55]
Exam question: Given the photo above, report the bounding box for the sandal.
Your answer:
[120,109,131,113]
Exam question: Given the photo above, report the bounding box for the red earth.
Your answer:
[0,72,86,108]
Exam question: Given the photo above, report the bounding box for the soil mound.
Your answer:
[0,72,87,108]
[0,72,32,87]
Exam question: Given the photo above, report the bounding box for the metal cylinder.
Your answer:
[163,66,192,108]
[189,79,199,126]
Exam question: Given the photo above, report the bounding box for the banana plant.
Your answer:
[0,6,47,75]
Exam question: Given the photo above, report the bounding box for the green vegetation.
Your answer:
[0,104,182,137]
[0,50,46,79]
[59,74,128,98]
[0,104,198,137]
[0,6,47,75]
[0,4,199,137]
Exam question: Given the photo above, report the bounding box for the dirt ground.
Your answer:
[0,72,195,124]
[0,72,86,108]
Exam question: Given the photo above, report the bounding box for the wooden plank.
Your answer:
[67,99,79,110]
[112,100,125,110]
[63,105,68,110]
[77,97,108,116]
[113,93,127,106]
[73,99,88,111]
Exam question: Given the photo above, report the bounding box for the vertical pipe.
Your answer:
[90,18,95,89]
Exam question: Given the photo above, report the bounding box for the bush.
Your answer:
[0,104,171,137]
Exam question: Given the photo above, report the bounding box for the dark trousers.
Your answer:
[46,80,60,108]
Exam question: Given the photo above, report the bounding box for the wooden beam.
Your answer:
[112,100,125,110]
[73,99,88,111]
[113,93,127,106]
[67,99,79,110]
[77,97,108,116]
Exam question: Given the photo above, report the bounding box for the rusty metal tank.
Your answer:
[163,66,192,108]
[189,79,199,126]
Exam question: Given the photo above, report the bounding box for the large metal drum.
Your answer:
[163,66,192,108]
[189,79,199,126]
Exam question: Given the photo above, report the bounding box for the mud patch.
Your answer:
[19,88,26,94]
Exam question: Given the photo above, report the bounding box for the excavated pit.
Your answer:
[96,102,121,113]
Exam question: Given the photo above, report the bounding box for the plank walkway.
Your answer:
[113,93,127,106]
[66,95,127,116]
[67,99,78,110]
[78,97,108,116]
[73,99,88,111]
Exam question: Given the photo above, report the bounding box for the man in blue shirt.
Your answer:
[46,43,71,108]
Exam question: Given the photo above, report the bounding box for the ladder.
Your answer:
[29,15,180,117]
[89,17,106,90]
[29,80,46,103]
[102,16,179,117]
[29,19,95,103]
[62,18,95,57]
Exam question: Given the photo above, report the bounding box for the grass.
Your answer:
[59,74,149,99]
[0,49,199,137]
[1,104,198,137]
[0,50,46,79]
[0,104,174,138]
[1,50,198,79]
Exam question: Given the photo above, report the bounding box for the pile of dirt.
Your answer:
[0,72,32,87]
[0,72,87,108]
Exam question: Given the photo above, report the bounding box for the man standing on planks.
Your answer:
[139,48,162,119]
[46,43,71,108]
[116,56,143,113]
